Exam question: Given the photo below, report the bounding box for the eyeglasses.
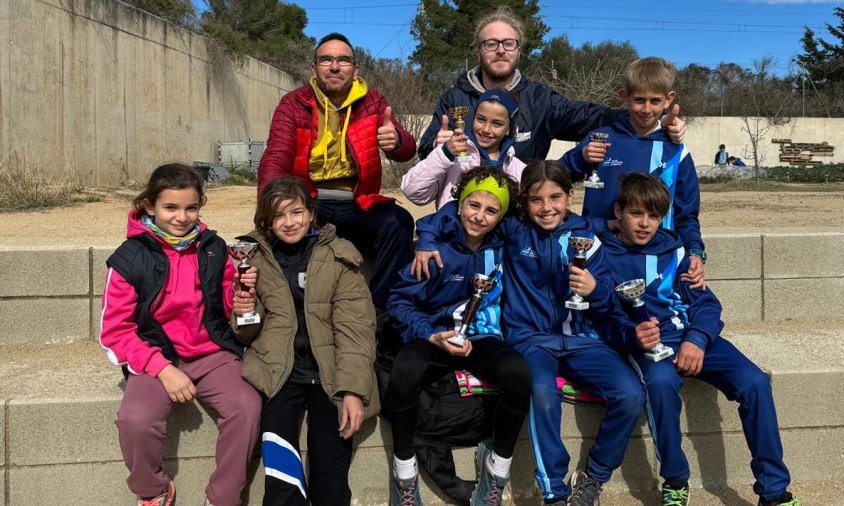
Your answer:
[315,55,355,67]
[480,39,519,52]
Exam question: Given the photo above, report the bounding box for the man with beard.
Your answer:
[417,7,686,162]
[258,33,416,315]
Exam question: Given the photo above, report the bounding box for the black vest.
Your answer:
[106,230,243,365]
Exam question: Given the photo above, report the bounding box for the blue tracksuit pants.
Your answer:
[632,337,791,501]
[520,338,645,501]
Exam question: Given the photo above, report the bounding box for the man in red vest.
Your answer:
[258,33,417,312]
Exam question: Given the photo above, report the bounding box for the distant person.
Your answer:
[234,177,378,506]
[401,89,525,209]
[257,32,416,313]
[99,163,261,506]
[728,155,746,167]
[714,144,729,166]
[417,7,687,163]
[560,57,706,287]
[597,173,800,506]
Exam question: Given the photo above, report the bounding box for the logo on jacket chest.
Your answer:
[520,246,538,258]
[602,157,623,167]
[298,272,307,288]
[445,273,465,283]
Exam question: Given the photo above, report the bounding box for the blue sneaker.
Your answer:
[470,439,508,506]
[390,473,422,506]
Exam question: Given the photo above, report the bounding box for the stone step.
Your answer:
[1,328,842,505]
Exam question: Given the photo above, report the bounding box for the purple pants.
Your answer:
[116,350,261,506]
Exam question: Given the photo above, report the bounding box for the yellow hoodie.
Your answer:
[308,77,369,190]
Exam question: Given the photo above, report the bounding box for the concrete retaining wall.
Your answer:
[0,0,297,185]
[1,232,842,344]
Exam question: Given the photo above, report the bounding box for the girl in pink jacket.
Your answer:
[99,163,261,506]
[400,89,526,209]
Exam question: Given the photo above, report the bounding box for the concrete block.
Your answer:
[704,235,762,280]
[0,249,89,296]
[764,278,844,320]
[1,399,5,464]
[707,280,762,322]
[92,247,114,295]
[7,397,225,466]
[772,370,844,430]
[764,233,844,278]
[0,298,89,344]
[90,295,102,341]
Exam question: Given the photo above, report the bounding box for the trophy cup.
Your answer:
[227,240,261,326]
[614,279,674,362]
[584,131,608,189]
[447,273,498,347]
[564,236,594,310]
[447,106,473,163]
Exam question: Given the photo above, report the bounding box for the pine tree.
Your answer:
[797,6,844,84]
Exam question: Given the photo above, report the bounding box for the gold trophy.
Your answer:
[447,106,472,162]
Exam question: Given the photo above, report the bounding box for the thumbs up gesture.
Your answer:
[377,106,399,152]
[435,114,454,148]
[661,104,686,144]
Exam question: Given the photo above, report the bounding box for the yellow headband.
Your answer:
[458,176,510,217]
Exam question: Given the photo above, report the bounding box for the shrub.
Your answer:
[0,148,101,211]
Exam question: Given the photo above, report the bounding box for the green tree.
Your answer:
[124,0,196,28]
[201,0,315,81]
[797,7,844,84]
[410,0,548,90]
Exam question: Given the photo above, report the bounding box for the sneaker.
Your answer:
[758,492,801,506]
[137,480,175,506]
[568,469,602,506]
[661,482,690,506]
[390,473,423,506]
[470,439,508,505]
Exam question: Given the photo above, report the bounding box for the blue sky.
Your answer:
[198,1,842,75]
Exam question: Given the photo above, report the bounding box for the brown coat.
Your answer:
[234,224,380,421]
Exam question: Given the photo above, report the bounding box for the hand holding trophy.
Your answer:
[447,106,472,163]
[447,273,498,347]
[584,131,608,189]
[564,236,594,310]
[615,279,674,362]
[227,240,261,326]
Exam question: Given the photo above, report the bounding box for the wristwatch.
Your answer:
[689,248,707,264]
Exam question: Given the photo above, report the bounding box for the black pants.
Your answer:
[261,381,352,506]
[317,199,414,308]
[385,337,532,460]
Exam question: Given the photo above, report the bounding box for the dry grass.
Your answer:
[0,148,102,212]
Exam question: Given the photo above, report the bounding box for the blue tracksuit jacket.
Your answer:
[560,120,704,253]
[596,225,792,500]
[390,205,503,344]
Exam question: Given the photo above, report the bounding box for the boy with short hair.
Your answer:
[596,173,799,506]
[560,57,706,285]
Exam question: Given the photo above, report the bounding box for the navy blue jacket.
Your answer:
[595,224,724,354]
[389,205,504,344]
[495,212,618,353]
[418,69,622,163]
[560,120,704,253]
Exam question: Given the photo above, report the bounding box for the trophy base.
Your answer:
[644,345,674,362]
[237,313,261,326]
[446,335,466,347]
[564,300,589,310]
[583,181,604,189]
[455,155,473,163]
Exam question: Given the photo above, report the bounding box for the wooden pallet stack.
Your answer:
[772,138,835,166]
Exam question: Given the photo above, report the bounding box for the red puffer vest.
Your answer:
[258,84,415,211]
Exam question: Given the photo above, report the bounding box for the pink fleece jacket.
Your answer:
[98,211,235,377]
[400,140,526,209]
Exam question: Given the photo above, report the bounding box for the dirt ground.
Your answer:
[2,184,843,248]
